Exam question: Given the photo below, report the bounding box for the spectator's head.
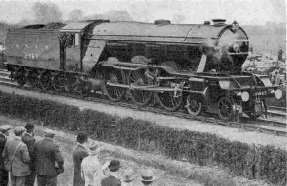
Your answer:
[14,126,26,136]
[140,169,156,185]
[123,169,134,183]
[76,131,88,144]
[88,141,101,154]
[0,125,13,136]
[44,129,56,138]
[108,160,121,172]
[25,122,34,133]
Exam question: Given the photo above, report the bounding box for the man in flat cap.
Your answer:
[34,129,64,186]
[22,122,36,186]
[2,126,30,186]
[0,125,13,186]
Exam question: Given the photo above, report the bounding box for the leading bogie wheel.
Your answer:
[186,94,202,116]
[217,96,235,121]
[128,68,154,106]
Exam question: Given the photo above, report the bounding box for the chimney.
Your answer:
[211,19,226,25]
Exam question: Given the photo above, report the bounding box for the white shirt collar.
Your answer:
[110,171,119,179]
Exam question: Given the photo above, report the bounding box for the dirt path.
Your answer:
[0,116,269,186]
[0,84,286,150]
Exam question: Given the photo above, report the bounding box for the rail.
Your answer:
[0,68,285,137]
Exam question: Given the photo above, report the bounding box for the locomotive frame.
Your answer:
[5,19,282,121]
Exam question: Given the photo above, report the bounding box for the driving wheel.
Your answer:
[128,68,154,106]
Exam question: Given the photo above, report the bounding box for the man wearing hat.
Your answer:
[81,141,104,186]
[140,169,156,186]
[73,132,89,186]
[0,125,13,186]
[2,126,30,186]
[22,122,36,186]
[34,129,64,186]
[121,169,135,186]
[101,159,121,186]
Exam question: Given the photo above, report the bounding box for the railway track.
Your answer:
[0,68,286,137]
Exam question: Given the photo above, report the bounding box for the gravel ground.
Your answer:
[0,85,285,150]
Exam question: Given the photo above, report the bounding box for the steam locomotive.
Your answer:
[5,19,282,121]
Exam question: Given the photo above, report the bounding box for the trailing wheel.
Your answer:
[217,96,235,121]
[128,68,154,106]
[186,95,202,116]
[102,68,126,101]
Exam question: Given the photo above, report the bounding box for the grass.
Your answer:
[0,115,273,186]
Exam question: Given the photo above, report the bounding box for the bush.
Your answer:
[0,91,286,185]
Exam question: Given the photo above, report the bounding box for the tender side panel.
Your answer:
[6,31,61,71]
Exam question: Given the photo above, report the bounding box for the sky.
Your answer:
[0,0,286,25]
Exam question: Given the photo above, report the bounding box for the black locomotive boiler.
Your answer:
[5,19,282,121]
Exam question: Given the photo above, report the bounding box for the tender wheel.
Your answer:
[39,72,51,90]
[15,70,26,86]
[51,73,66,92]
[102,68,126,101]
[186,95,202,116]
[128,68,154,106]
[217,96,235,121]
[27,71,40,88]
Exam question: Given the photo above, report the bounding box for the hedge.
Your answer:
[0,91,286,185]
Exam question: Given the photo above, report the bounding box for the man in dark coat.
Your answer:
[34,129,64,186]
[22,122,36,186]
[73,132,89,186]
[3,126,30,186]
[0,125,12,186]
[101,160,121,186]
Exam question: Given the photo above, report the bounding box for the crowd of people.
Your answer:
[0,124,156,186]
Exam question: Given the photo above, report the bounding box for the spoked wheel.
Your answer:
[103,68,126,101]
[155,74,183,112]
[15,70,26,86]
[186,95,202,116]
[128,68,154,106]
[27,71,40,88]
[39,73,52,90]
[217,96,235,121]
[51,73,66,92]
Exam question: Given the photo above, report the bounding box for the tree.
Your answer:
[68,9,84,22]
[33,2,62,24]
